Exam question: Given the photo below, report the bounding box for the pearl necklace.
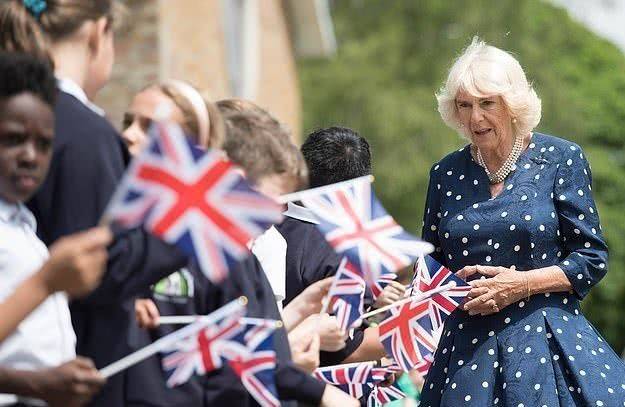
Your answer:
[476,134,524,184]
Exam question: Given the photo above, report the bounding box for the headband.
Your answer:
[164,80,210,148]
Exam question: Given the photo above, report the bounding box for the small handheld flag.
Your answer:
[228,320,280,407]
[326,258,366,331]
[409,255,470,330]
[104,122,283,283]
[162,301,246,387]
[299,177,433,286]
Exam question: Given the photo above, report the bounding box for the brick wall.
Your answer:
[95,0,301,141]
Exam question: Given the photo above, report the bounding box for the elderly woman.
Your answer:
[419,38,625,406]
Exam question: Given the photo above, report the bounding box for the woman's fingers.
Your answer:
[467,286,489,299]
[463,292,495,312]
[475,265,506,277]
[456,265,479,279]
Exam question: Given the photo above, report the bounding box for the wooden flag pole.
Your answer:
[99,297,247,378]
[357,282,457,322]
[277,175,374,204]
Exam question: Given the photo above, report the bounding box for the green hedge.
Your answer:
[299,0,625,351]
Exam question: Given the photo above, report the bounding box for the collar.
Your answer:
[0,198,37,230]
[57,77,106,117]
[282,202,319,224]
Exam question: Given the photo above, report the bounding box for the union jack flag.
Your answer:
[327,258,366,331]
[409,255,470,330]
[378,297,437,371]
[315,363,401,399]
[366,383,406,407]
[370,272,398,301]
[300,177,432,287]
[161,301,246,387]
[105,122,283,283]
[227,321,279,407]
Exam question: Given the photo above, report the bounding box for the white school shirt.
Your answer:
[0,199,76,405]
[57,77,105,116]
[250,203,319,311]
[250,226,288,310]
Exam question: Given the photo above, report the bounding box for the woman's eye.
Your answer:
[457,101,471,109]
[480,100,495,107]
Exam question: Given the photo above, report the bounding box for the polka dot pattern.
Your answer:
[419,134,620,406]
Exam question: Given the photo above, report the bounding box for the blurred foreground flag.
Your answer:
[161,299,246,387]
[104,122,283,283]
[228,320,280,407]
[298,176,433,285]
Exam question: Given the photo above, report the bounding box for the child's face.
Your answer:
[255,174,297,200]
[0,93,54,203]
[122,87,184,156]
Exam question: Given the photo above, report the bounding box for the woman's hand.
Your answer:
[458,265,528,316]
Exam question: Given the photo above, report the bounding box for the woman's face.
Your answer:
[122,87,184,156]
[455,89,514,153]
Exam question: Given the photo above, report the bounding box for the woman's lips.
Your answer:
[473,128,492,136]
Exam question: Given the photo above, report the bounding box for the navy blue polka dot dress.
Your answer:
[419,133,625,406]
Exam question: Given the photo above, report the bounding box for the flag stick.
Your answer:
[277,175,374,204]
[158,316,282,328]
[99,297,246,378]
[357,282,456,321]
[315,360,378,371]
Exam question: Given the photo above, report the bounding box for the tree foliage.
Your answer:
[299,0,625,350]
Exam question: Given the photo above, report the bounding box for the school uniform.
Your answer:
[276,203,366,366]
[125,256,326,407]
[0,200,75,406]
[26,79,187,407]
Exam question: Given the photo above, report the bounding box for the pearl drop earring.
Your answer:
[512,118,517,124]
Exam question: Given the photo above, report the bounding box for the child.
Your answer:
[0,51,111,407]
[0,2,188,405]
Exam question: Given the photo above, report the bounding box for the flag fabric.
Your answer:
[313,361,379,385]
[227,321,280,407]
[414,353,434,378]
[378,297,438,371]
[161,301,246,387]
[370,272,398,301]
[409,255,471,330]
[327,258,366,331]
[366,382,406,407]
[105,122,283,283]
[315,363,401,400]
[299,177,432,286]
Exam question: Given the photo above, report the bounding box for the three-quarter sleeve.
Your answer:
[421,163,444,264]
[554,144,608,298]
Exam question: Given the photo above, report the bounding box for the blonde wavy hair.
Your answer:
[436,37,541,141]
